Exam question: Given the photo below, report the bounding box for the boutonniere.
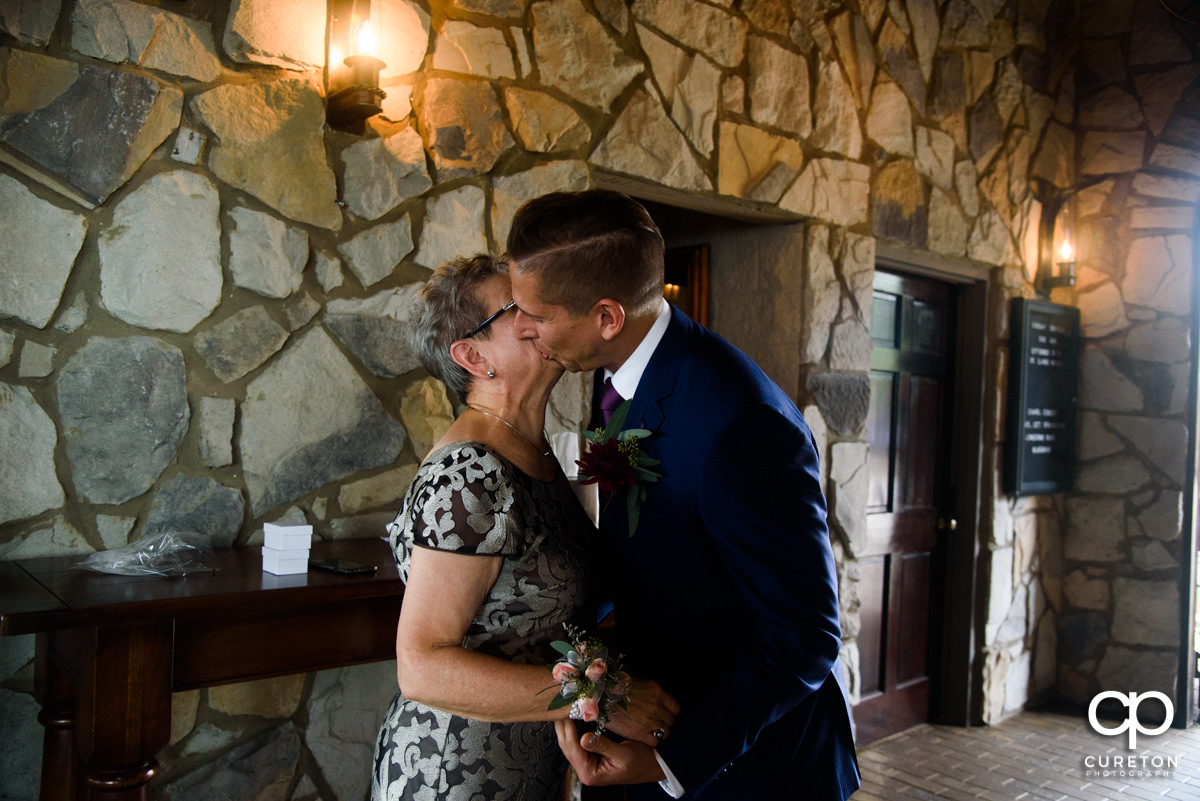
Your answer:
[576,399,662,537]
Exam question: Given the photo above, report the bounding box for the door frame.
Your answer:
[1177,208,1200,729]
[876,245,991,727]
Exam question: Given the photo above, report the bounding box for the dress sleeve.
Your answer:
[407,444,520,556]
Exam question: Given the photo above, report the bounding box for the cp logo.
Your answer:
[1087,691,1173,749]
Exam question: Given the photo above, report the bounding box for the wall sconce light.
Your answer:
[327,0,387,134]
[1038,195,1076,294]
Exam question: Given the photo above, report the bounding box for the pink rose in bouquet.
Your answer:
[586,658,607,683]
[575,696,600,722]
[552,662,577,683]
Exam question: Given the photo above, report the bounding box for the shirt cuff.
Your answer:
[653,750,685,798]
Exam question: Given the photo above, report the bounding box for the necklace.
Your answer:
[467,405,552,457]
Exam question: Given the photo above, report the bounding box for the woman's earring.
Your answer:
[487,370,496,378]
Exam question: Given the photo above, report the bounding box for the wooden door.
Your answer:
[664,244,710,326]
[854,270,955,745]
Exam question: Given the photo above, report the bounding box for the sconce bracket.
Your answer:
[327,84,387,133]
[1041,262,1076,290]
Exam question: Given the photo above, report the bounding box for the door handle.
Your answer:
[938,518,958,531]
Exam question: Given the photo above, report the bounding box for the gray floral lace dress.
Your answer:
[371,442,595,801]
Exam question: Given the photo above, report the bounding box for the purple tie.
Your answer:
[599,378,624,424]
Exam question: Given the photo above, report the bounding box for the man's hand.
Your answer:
[604,677,680,746]
[555,720,666,786]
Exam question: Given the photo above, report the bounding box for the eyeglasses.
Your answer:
[465,300,516,338]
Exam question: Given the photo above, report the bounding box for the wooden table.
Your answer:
[0,538,404,801]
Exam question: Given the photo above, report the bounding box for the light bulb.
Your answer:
[356,19,378,56]
[1058,238,1074,262]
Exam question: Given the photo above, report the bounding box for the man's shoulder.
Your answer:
[671,314,755,372]
[675,322,794,409]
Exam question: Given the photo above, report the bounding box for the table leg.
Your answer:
[35,633,81,801]
[73,622,173,801]
[83,764,159,801]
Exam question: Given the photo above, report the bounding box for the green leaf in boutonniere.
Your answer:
[575,400,662,537]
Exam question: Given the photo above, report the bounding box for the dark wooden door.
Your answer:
[664,244,710,326]
[854,270,955,746]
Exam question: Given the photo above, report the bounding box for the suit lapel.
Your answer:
[596,308,691,538]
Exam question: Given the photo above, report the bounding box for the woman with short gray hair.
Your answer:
[372,254,678,801]
[406,253,506,402]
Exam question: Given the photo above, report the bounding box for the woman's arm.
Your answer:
[395,545,569,723]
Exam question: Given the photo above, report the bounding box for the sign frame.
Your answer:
[1003,298,1080,497]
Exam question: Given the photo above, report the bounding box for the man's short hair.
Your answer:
[506,190,665,317]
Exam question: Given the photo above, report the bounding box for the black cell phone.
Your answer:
[309,557,377,576]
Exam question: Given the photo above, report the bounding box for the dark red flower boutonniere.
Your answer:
[576,400,662,537]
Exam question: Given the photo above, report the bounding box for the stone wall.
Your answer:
[1,0,1197,798]
[1041,0,1199,714]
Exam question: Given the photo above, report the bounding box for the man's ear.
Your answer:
[449,339,491,380]
[594,299,626,342]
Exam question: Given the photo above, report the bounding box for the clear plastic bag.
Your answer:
[75,531,216,577]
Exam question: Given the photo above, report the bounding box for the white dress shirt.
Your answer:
[603,298,671,400]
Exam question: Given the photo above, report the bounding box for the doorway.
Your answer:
[855,265,987,744]
[855,270,954,743]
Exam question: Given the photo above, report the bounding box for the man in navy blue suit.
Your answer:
[507,190,860,800]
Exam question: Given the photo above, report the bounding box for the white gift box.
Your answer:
[262,545,310,575]
[263,523,313,550]
[261,571,309,589]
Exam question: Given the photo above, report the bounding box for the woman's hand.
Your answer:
[602,676,680,746]
[555,720,666,786]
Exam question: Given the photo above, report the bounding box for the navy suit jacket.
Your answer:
[598,306,860,800]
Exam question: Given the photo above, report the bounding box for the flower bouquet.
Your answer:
[546,624,631,734]
[576,399,662,536]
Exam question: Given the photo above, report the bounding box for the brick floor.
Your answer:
[855,710,1200,800]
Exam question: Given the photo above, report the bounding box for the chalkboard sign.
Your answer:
[1003,299,1080,496]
